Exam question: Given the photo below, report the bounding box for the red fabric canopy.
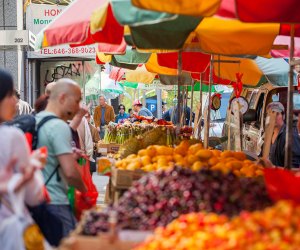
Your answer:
[279,24,300,37]
[191,69,233,85]
[157,52,211,73]
[97,39,127,54]
[44,0,123,47]
[235,0,300,23]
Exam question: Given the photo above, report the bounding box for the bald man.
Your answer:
[45,81,56,96]
[35,78,87,238]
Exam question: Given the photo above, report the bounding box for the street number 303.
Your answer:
[14,38,23,43]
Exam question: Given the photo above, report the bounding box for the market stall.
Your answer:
[33,1,300,250]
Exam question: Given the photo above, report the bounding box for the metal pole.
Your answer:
[17,0,24,98]
[181,86,188,126]
[142,90,146,107]
[204,56,214,149]
[83,61,86,102]
[177,50,182,126]
[156,89,162,119]
[198,73,203,139]
[284,24,295,169]
[99,66,102,96]
[190,80,194,127]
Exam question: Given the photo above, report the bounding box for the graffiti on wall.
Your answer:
[44,63,82,85]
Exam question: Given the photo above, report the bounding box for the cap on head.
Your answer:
[133,99,142,106]
[267,101,285,113]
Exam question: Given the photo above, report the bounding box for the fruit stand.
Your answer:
[60,145,300,249]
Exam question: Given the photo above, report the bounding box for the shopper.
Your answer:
[268,102,300,167]
[115,104,129,123]
[93,95,115,139]
[15,89,33,116]
[35,78,87,237]
[133,99,153,117]
[128,108,134,118]
[0,69,45,247]
[85,112,100,173]
[163,101,195,125]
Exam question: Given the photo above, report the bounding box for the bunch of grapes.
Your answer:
[82,167,272,235]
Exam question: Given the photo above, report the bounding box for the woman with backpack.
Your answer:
[0,69,47,249]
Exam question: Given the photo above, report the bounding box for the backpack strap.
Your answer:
[36,115,61,185]
[45,165,60,186]
[37,115,58,131]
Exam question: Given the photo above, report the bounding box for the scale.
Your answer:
[230,96,249,115]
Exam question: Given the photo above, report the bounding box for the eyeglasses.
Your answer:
[119,107,125,110]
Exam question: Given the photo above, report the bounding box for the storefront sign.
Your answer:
[139,80,173,90]
[26,3,96,58]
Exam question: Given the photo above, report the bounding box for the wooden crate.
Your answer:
[111,167,146,189]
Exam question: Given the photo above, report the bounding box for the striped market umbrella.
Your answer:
[36,0,123,49]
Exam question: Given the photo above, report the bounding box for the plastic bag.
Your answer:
[0,174,44,250]
[264,168,300,204]
[71,158,98,220]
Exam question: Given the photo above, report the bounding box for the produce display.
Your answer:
[103,122,153,144]
[115,140,264,177]
[135,201,300,250]
[103,118,175,145]
[81,167,272,235]
[118,127,177,158]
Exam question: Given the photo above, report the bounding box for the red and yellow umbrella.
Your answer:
[40,0,123,48]
[235,0,300,23]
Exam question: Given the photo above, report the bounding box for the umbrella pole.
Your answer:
[284,24,295,169]
[204,56,214,149]
[190,80,194,127]
[198,73,203,139]
[83,61,86,103]
[181,86,188,126]
[99,66,102,94]
[177,50,183,126]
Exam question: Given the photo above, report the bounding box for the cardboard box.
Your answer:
[59,235,139,250]
[98,143,121,155]
[109,143,121,153]
[111,167,145,189]
[59,231,152,250]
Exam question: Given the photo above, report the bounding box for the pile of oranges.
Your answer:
[115,140,264,177]
[135,201,300,250]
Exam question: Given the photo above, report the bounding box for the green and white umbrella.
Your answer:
[85,70,124,95]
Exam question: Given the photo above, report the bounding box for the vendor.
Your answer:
[268,102,300,167]
[115,104,129,123]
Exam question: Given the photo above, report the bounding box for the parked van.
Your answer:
[222,83,300,158]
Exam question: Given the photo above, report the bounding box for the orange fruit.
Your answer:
[208,157,219,166]
[188,143,203,155]
[233,152,247,161]
[195,150,213,161]
[220,151,234,158]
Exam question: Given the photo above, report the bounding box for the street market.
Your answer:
[1,0,300,249]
